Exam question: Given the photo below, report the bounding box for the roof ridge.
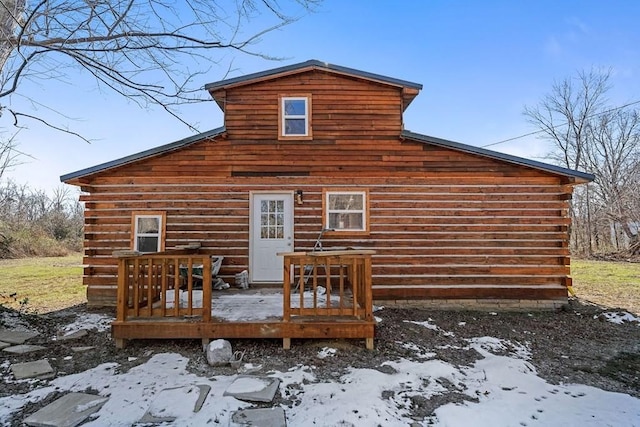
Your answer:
[204,59,423,92]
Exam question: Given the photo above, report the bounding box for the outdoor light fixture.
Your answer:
[295,190,303,205]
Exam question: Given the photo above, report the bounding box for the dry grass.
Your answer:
[1,255,638,316]
[0,253,85,314]
[571,259,640,315]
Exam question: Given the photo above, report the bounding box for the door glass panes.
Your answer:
[261,198,285,239]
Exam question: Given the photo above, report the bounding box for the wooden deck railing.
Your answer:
[114,249,376,350]
[281,250,375,323]
[115,250,212,322]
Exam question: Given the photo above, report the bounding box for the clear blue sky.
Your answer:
[3,0,639,193]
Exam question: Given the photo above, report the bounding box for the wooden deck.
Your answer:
[112,249,376,349]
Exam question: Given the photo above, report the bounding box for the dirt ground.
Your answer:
[1,298,639,424]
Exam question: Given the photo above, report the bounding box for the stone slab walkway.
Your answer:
[138,384,211,424]
[0,329,39,345]
[224,376,281,403]
[3,344,47,354]
[23,392,107,427]
[231,407,287,427]
[11,360,54,380]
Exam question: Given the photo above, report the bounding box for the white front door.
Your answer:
[250,193,294,283]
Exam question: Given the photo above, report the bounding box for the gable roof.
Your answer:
[401,130,594,183]
[60,127,226,183]
[204,59,423,110]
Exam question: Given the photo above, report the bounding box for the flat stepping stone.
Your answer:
[70,346,95,353]
[23,392,107,427]
[0,329,39,344]
[11,359,54,380]
[55,329,88,341]
[139,384,210,424]
[0,341,10,350]
[223,376,281,403]
[4,344,47,354]
[231,407,287,427]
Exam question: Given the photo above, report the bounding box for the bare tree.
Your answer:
[0,0,319,137]
[523,68,611,171]
[0,132,23,180]
[584,109,640,253]
[0,180,84,257]
[525,69,640,255]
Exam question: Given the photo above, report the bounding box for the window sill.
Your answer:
[278,134,313,141]
[323,230,370,237]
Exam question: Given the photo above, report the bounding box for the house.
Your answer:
[61,60,594,311]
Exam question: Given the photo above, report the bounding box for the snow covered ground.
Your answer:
[1,312,639,426]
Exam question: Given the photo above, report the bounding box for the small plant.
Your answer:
[18,296,31,313]
[0,291,18,307]
[0,291,36,315]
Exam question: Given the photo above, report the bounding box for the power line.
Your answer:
[481,99,640,148]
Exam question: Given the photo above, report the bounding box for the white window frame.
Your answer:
[133,214,164,253]
[324,191,367,232]
[280,96,310,137]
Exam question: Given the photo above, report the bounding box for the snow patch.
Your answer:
[62,313,113,333]
[317,347,337,359]
[0,341,638,426]
[226,377,270,394]
[596,311,640,325]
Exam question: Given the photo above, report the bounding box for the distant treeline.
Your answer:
[0,181,83,258]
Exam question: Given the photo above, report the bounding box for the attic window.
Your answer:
[279,95,312,139]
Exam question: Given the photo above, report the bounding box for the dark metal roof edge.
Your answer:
[401,130,595,182]
[204,59,423,91]
[60,126,226,182]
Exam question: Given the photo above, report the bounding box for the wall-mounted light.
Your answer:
[295,190,303,205]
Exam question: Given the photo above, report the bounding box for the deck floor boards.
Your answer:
[156,287,355,322]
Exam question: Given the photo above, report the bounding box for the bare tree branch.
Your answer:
[0,0,320,140]
[525,69,640,255]
[0,130,28,181]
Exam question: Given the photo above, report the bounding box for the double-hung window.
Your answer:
[324,190,369,233]
[132,212,166,253]
[279,95,311,139]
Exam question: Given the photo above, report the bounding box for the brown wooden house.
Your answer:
[61,60,593,312]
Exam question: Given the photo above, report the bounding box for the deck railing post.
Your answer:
[202,256,212,323]
[363,255,373,321]
[298,260,305,310]
[173,258,180,317]
[350,257,359,318]
[161,259,168,317]
[283,256,291,322]
[146,258,153,317]
[324,257,332,309]
[116,258,127,321]
[133,259,141,317]
[186,258,193,315]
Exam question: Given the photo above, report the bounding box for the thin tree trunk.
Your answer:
[0,0,24,73]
